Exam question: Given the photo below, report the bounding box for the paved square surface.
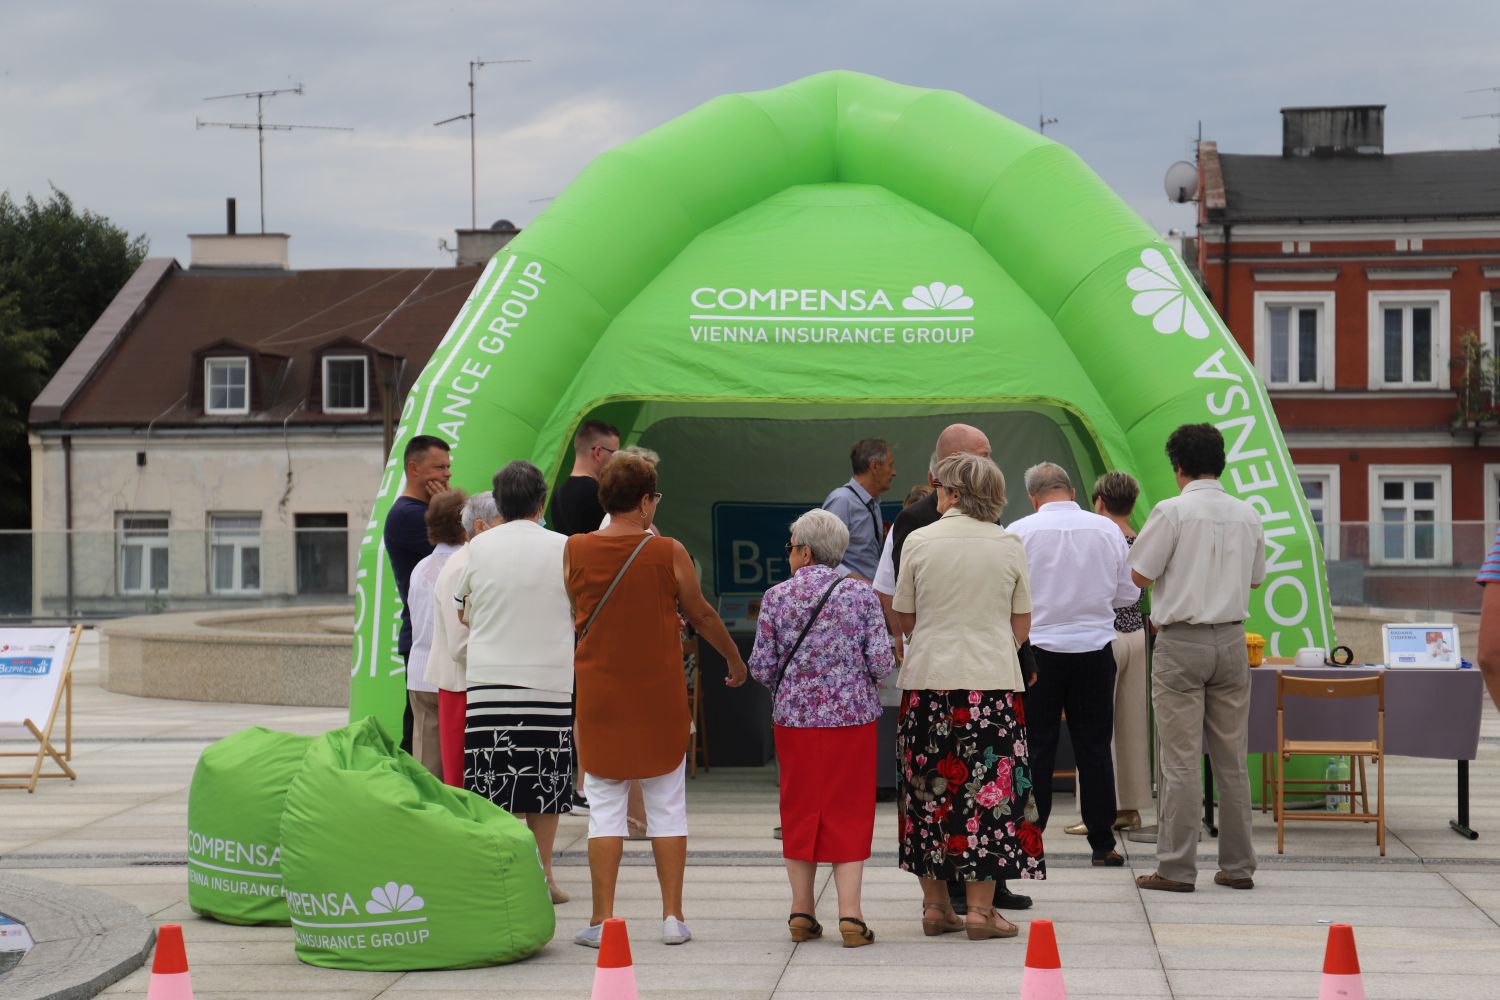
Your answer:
[4,631,1500,999]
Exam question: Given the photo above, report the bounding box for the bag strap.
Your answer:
[578,534,654,642]
[772,576,844,700]
[843,483,881,539]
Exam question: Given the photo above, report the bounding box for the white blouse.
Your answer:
[454,520,574,694]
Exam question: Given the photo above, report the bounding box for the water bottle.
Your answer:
[1324,756,1340,812]
[1336,757,1352,813]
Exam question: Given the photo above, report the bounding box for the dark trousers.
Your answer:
[1028,644,1118,855]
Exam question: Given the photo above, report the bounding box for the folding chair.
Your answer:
[1275,673,1385,856]
[0,625,81,793]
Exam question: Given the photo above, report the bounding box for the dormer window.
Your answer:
[322,355,369,413]
[204,357,250,414]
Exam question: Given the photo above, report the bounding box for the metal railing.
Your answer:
[0,521,1491,623]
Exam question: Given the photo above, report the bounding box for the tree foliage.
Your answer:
[0,188,149,369]
[0,188,148,527]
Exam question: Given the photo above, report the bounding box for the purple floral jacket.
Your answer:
[748,565,896,728]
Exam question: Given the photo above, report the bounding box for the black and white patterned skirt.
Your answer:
[463,684,575,815]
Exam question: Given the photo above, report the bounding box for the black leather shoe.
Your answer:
[994,885,1033,910]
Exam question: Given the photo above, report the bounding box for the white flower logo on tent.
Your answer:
[903,282,973,311]
[366,882,425,914]
[1127,248,1209,340]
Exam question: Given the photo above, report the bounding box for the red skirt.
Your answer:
[438,688,466,787]
[774,722,878,864]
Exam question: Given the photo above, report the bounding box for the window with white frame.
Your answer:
[204,357,250,414]
[1297,466,1340,560]
[1485,463,1500,549]
[209,514,262,594]
[117,513,170,595]
[322,355,369,413]
[1483,291,1500,356]
[1368,466,1451,566]
[1254,292,1335,389]
[1367,291,1449,389]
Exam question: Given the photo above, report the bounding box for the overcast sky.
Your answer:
[5,1,1499,268]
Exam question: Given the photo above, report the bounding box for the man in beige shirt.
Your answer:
[1129,423,1265,893]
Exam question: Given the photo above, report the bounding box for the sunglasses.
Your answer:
[784,541,808,553]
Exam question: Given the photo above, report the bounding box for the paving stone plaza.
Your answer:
[3,632,1500,999]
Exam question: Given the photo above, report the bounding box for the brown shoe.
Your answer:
[788,912,823,941]
[963,905,1019,940]
[1092,850,1125,867]
[838,916,875,948]
[1136,872,1195,893]
[1214,871,1254,890]
[920,902,965,937]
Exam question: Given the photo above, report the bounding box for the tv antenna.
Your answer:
[434,58,531,230]
[1463,85,1500,145]
[197,85,352,233]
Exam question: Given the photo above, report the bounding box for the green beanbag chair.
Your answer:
[187,727,313,925]
[279,716,554,970]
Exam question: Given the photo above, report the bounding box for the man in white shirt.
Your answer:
[1130,423,1265,893]
[1007,462,1139,866]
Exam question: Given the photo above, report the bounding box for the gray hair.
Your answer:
[789,509,850,568]
[462,491,499,536]
[928,448,942,477]
[493,460,548,521]
[1024,462,1073,498]
[616,444,660,465]
[935,453,1007,523]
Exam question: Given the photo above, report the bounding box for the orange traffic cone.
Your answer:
[146,923,194,1000]
[590,918,638,1000]
[1020,918,1066,1000]
[1319,924,1365,1000]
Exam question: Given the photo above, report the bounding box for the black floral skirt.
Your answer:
[896,688,1046,882]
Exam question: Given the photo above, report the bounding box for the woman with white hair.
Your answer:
[749,508,895,948]
[892,452,1045,941]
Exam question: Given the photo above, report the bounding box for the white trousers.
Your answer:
[584,757,688,839]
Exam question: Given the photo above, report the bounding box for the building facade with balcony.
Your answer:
[26,229,486,617]
[1196,106,1500,611]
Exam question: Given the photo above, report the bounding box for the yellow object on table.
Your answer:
[1246,632,1266,667]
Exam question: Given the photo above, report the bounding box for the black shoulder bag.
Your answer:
[771,577,844,701]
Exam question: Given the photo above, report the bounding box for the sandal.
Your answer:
[920,902,965,937]
[838,916,874,948]
[788,912,822,942]
[964,905,1018,940]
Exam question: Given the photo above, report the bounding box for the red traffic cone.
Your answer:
[1020,918,1067,1000]
[590,918,638,1000]
[1319,924,1365,1000]
[146,924,194,1000]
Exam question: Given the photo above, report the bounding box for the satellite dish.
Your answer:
[1164,161,1199,203]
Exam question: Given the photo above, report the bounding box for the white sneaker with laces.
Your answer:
[574,922,603,948]
[661,916,692,945]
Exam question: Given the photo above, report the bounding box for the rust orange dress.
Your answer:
[566,532,689,780]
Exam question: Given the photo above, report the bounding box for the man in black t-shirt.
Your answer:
[383,435,451,750]
[889,423,1033,912]
[548,419,620,535]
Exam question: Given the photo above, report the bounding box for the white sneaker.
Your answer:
[574,923,603,948]
[661,916,692,945]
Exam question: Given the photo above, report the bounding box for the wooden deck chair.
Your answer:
[1275,673,1385,857]
[0,625,81,793]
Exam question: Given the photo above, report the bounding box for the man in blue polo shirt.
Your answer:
[822,438,896,580]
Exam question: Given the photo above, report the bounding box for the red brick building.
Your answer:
[1195,106,1500,610]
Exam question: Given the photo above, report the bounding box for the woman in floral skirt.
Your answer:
[891,452,1045,940]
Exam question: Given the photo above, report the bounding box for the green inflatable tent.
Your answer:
[349,70,1333,729]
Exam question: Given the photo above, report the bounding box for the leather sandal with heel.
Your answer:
[964,905,1018,940]
[920,902,965,937]
[839,917,874,948]
[788,913,822,942]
